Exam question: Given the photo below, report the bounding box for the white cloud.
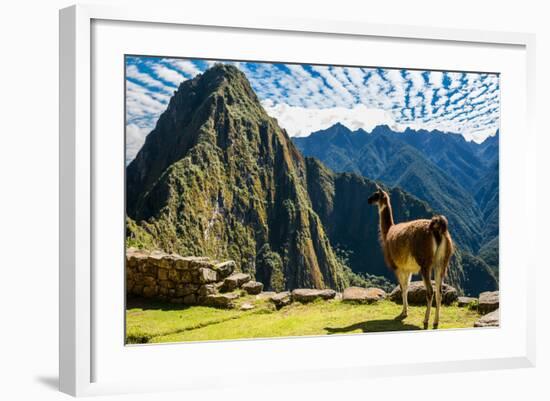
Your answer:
[263,103,399,137]
[449,91,464,104]
[385,69,406,95]
[151,64,187,86]
[126,124,152,164]
[125,58,501,163]
[464,126,499,143]
[126,65,174,92]
[429,71,444,87]
[162,59,202,77]
[311,66,355,105]
[125,81,167,120]
[448,72,464,89]
[408,70,425,92]
[345,67,367,88]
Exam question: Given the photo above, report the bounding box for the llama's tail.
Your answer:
[430,215,453,276]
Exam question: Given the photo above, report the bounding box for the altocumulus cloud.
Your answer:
[125,56,500,163]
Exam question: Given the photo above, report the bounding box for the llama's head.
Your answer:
[367,184,390,207]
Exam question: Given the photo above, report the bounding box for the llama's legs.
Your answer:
[433,268,443,329]
[396,271,411,320]
[422,272,433,329]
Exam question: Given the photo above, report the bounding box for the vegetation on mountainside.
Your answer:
[294,123,500,294]
[126,64,346,291]
[126,217,156,249]
[335,247,394,292]
[478,236,499,278]
[255,244,286,292]
[293,123,498,255]
[475,161,499,245]
[303,157,496,296]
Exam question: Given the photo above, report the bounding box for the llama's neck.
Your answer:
[378,202,394,241]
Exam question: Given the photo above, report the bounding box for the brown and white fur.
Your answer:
[368,184,454,329]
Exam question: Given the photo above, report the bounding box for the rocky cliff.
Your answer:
[127,65,345,290]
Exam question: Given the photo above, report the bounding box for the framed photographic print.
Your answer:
[59,4,536,397]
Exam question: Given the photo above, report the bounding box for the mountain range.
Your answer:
[126,64,498,296]
[293,123,499,271]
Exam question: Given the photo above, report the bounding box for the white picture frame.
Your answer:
[59,4,536,397]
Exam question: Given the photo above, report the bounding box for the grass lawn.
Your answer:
[126,294,481,344]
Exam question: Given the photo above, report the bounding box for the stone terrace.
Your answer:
[126,248,237,305]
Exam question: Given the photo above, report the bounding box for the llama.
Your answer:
[368,184,453,329]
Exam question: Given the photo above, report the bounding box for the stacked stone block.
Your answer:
[126,248,236,305]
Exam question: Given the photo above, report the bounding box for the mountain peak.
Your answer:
[370,124,393,135]
[331,122,349,130]
[127,64,346,291]
[198,63,247,85]
[126,64,265,217]
[480,129,499,144]
[311,122,352,137]
[171,63,258,106]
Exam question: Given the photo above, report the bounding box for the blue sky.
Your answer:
[126,56,500,163]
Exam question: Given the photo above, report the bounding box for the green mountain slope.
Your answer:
[370,143,482,253]
[294,124,499,294]
[475,161,499,245]
[304,157,496,296]
[392,126,489,193]
[478,236,499,277]
[305,158,431,278]
[295,125,484,253]
[127,65,346,291]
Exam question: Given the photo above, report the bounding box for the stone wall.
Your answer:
[126,248,237,305]
[127,249,499,328]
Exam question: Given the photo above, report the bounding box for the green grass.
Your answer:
[126,296,481,344]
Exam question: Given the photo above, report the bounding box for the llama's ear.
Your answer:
[375,183,382,191]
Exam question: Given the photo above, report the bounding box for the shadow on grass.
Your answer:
[325,319,421,334]
[126,296,191,311]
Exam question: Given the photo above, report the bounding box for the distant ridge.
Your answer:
[293,122,499,288]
